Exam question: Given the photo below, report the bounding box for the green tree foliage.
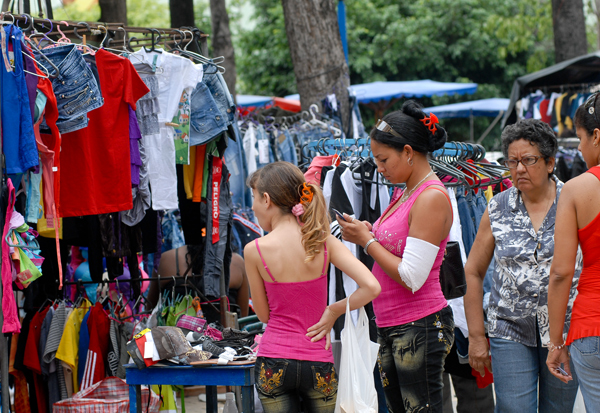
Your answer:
[236,0,295,97]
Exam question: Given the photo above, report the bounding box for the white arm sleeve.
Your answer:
[398,236,440,293]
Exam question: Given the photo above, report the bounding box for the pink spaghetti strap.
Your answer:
[254,239,276,282]
[321,243,328,275]
[425,183,454,220]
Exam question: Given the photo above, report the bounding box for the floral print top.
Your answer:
[487,175,581,347]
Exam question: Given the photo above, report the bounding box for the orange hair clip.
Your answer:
[420,112,439,135]
[300,182,314,205]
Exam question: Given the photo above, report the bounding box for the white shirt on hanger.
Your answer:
[130,49,203,210]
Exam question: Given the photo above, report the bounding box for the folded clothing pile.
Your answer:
[127,323,258,368]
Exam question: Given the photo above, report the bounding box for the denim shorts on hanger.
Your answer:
[35,44,103,134]
[189,80,228,146]
[203,67,235,126]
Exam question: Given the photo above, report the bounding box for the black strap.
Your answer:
[175,247,180,276]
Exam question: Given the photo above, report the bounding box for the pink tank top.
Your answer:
[371,180,449,327]
[255,240,334,363]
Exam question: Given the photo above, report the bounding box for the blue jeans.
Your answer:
[472,190,487,232]
[570,336,600,411]
[277,130,298,165]
[255,125,275,169]
[224,133,248,209]
[489,337,579,413]
[189,80,227,146]
[255,356,337,413]
[455,188,476,256]
[35,44,103,133]
[376,306,454,413]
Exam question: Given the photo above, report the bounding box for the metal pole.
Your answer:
[469,109,474,142]
[477,110,504,145]
[337,0,348,64]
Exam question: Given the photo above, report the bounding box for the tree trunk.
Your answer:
[170,0,195,28]
[209,0,237,101]
[552,0,587,62]
[281,0,350,133]
[98,0,127,24]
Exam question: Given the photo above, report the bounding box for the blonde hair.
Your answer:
[248,162,330,262]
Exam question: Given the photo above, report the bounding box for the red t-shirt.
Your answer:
[81,303,110,390]
[59,50,149,217]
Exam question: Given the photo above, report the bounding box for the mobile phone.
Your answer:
[332,208,349,221]
[555,366,570,377]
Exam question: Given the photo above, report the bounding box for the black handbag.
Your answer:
[439,241,467,299]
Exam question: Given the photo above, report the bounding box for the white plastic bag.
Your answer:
[334,297,380,413]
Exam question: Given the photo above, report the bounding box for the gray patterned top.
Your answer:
[487,175,580,347]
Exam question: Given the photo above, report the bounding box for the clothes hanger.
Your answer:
[143,28,162,53]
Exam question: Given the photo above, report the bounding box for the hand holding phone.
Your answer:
[332,208,349,222]
[555,366,571,377]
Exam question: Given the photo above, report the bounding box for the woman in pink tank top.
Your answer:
[339,101,454,412]
[547,93,600,409]
[244,162,380,413]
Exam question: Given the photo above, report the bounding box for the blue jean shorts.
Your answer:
[203,67,235,126]
[35,44,103,134]
[189,80,227,146]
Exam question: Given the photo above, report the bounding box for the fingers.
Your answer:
[549,367,572,383]
[469,357,490,377]
[325,332,331,350]
[363,221,373,231]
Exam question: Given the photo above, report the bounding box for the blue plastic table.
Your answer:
[125,363,255,413]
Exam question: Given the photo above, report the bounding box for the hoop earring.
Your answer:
[407,158,413,166]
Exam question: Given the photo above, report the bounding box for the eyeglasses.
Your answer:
[504,156,543,169]
[584,92,600,127]
[375,119,404,139]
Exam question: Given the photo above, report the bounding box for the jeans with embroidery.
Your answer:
[255,356,337,413]
[376,306,454,413]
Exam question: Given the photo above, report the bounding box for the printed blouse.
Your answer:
[487,175,581,347]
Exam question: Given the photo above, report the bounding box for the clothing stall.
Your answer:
[502,51,600,181]
[0,12,248,412]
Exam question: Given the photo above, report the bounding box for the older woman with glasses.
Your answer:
[547,92,600,411]
[464,118,580,412]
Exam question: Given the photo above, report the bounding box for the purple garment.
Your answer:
[128,105,143,186]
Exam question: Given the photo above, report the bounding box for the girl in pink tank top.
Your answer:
[339,101,454,412]
[244,162,380,413]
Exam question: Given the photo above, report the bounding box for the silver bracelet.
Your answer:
[548,342,566,352]
[364,238,379,256]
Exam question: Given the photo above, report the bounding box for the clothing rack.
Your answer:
[524,82,600,93]
[62,274,203,285]
[0,13,210,55]
[0,14,221,410]
[63,273,223,316]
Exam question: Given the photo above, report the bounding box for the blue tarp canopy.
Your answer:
[236,94,273,108]
[285,80,478,104]
[422,98,510,119]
